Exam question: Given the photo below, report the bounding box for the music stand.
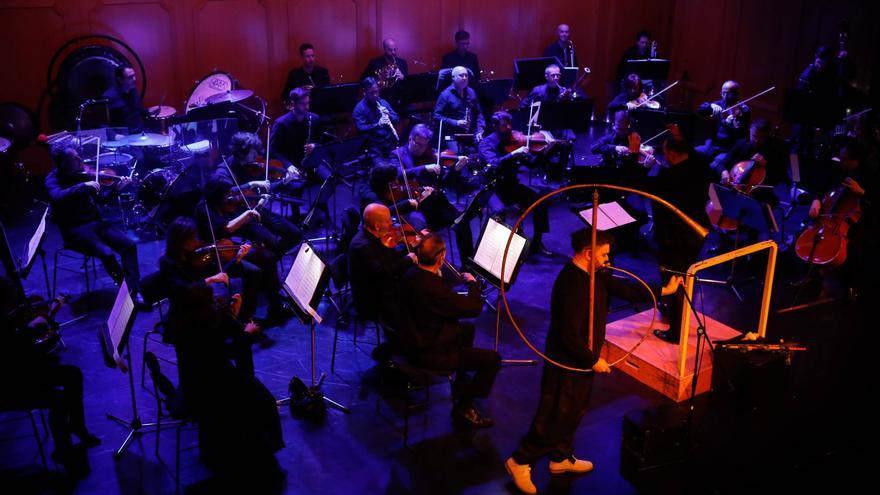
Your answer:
[310,83,362,116]
[101,281,171,458]
[537,100,593,133]
[278,243,349,413]
[465,217,535,365]
[560,66,579,88]
[19,208,52,298]
[702,184,778,301]
[514,57,562,92]
[622,59,670,82]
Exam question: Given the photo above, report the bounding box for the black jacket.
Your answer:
[347,227,413,323]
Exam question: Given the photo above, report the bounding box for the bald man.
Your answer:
[347,203,416,328]
[434,65,485,149]
[542,24,577,67]
[695,80,751,160]
[361,37,408,85]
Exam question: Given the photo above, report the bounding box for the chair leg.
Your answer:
[141,332,150,390]
[52,250,60,299]
[331,321,340,373]
[28,411,48,470]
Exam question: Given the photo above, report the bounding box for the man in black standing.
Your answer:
[441,30,481,82]
[543,24,577,68]
[505,229,680,494]
[281,42,331,103]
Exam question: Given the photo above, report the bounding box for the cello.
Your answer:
[794,184,861,266]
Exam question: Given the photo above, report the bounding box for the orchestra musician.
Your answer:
[434,65,485,153]
[281,42,331,103]
[399,233,500,428]
[390,123,478,265]
[477,111,553,256]
[1,276,101,475]
[44,142,142,302]
[441,30,481,83]
[695,80,751,160]
[521,63,578,180]
[158,217,258,332]
[347,203,417,332]
[270,87,336,227]
[542,24,577,68]
[168,282,283,478]
[102,65,146,132]
[607,73,659,112]
[353,77,400,166]
[218,132,303,253]
[195,175,294,324]
[361,37,408,87]
[712,119,788,189]
[505,229,681,494]
[616,30,653,81]
[590,110,649,172]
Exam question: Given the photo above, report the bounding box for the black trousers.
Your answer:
[416,192,476,265]
[513,364,595,464]
[62,220,140,291]
[495,179,550,240]
[240,212,301,256]
[657,238,703,339]
[413,322,501,404]
[11,364,89,451]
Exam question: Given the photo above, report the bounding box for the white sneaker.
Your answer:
[549,456,594,474]
[505,457,537,494]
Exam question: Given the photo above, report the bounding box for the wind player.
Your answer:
[542,24,577,68]
[434,66,485,154]
[354,77,400,167]
[361,38,408,87]
[281,42,330,103]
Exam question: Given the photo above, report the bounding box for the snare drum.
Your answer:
[146,105,177,134]
[186,71,236,112]
[137,168,177,211]
[83,152,135,177]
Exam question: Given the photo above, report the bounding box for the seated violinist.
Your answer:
[590,110,654,172]
[195,175,294,324]
[607,73,659,112]
[44,141,142,302]
[399,233,500,428]
[168,282,283,478]
[695,80,751,160]
[0,276,101,474]
[392,124,478,264]
[347,203,417,331]
[477,111,553,256]
[520,64,577,181]
[159,217,260,333]
[216,132,302,254]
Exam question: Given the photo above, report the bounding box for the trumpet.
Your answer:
[377,103,399,141]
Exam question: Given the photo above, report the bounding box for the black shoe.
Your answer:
[266,302,297,323]
[132,291,151,311]
[77,432,101,449]
[452,405,495,428]
[653,329,679,344]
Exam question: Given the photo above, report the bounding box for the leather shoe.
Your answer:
[452,405,494,428]
[653,329,679,344]
[528,242,555,257]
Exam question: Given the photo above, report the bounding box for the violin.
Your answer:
[7,294,68,356]
[628,92,661,110]
[416,150,469,169]
[504,130,560,154]
[187,238,243,270]
[241,157,287,181]
[794,184,861,267]
[380,222,421,249]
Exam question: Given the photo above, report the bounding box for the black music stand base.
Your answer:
[106,350,179,459]
[276,319,350,414]
[492,292,537,367]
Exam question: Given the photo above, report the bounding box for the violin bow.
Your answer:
[721,86,775,114]
[635,79,680,108]
[641,128,669,146]
[394,148,415,201]
[435,119,443,170]
[95,137,101,182]
[264,123,271,183]
[220,155,254,211]
[202,202,226,276]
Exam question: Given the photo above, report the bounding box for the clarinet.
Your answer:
[377,103,399,141]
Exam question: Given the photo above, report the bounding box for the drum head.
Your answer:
[186,72,235,111]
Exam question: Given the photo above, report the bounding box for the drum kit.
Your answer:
[68,70,264,233]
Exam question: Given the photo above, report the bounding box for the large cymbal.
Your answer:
[205,89,253,105]
[147,105,177,118]
[123,132,173,147]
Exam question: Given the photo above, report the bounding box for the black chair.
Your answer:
[0,398,51,470]
[139,271,174,391]
[143,351,190,494]
[52,245,98,300]
[373,322,454,447]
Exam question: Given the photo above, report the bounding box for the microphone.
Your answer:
[659,266,694,277]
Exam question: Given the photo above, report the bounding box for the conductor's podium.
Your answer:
[602,309,741,402]
[602,240,779,402]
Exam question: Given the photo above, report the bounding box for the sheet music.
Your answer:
[25,208,48,270]
[473,218,527,284]
[106,280,134,360]
[579,201,637,230]
[284,244,324,323]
